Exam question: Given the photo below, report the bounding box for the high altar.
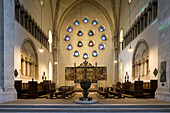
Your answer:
[65,60,107,91]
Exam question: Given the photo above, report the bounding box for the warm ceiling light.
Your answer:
[114,60,117,63]
[128,44,133,52]
[39,0,44,6]
[54,62,58,65]
[39,45,44,53]
[128,0,132,3]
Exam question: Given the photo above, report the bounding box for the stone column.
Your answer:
[53,32,59,88]
[155,0,170,102]
[0,0,17,103]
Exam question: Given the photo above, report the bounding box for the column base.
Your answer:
[155,87,170,102]
[0,88,17,103]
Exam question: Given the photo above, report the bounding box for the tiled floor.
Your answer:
[1,92,170,105]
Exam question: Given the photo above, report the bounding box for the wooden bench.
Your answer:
[97,87,109,98]
[109,82,123,98]
[15,80,56,98]
[54,86,75,99]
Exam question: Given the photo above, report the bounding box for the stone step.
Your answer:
[0,104,170,112]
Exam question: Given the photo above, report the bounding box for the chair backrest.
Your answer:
[116,82,121,88]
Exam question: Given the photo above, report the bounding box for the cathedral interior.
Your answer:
[0,0,170,112]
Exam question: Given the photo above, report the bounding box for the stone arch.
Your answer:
[132,39,149,79]
[55,0,115,41]
[21,38,38,64]
[20,38,38,78]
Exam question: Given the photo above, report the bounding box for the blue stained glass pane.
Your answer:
[88,30,94,36]
[92,50,98,57]
[83,53,88,59]
[67,44,73,50]
[99,43,105,50]
[67,26,73,32]
[77,41,83,47]
[88,40,94,47]
[74,20,79,26]
[74,51,79,57]
[101,34,107,41]
[83,17,89,23]
[77,30,83,36]
[92,19,98,25]
[99,26,105,32]
[65,35,70,41]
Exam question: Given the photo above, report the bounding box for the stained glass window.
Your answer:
[88,40,94,47]
[101,34,107,41]
[99,43,105,50]
[92,19,98,25]
[64,35,70,41]
[74,50,79,57]
[67,44,73,50]
[83,53,88,59]
[88,30,94,36]
[77,30,83,36]
[67,26,73,32]
[77,41,83,47]
[83,17,89,23]
[92,50,98,57]
[74,20,79,26]
[99,25,105,32]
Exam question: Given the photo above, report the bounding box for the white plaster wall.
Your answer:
[13,0,54,83]
[58,2,114,87]
[119,20,158,82]
[120,0,151,33]
[19,0,54,35]
[14,21,53,83]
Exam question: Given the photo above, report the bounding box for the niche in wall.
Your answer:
[132,40,149,80]
[20,40,38,80]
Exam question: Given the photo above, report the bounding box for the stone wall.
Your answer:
[58,0,115,87]
[155,0,170,102]
[0,0,17,103]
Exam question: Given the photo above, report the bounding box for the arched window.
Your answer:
[132,40,149,79]
[49,30,52,52]
[119,29,124,51]
[49,60,53,80]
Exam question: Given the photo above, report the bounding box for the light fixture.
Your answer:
[39,45,44,53]
[128,44,133,52]
[39,0,44,53]
[54,62,58,65]
[114,60,117,63]
[39,0,44,6]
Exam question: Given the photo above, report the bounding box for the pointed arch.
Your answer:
[54,0,115,40]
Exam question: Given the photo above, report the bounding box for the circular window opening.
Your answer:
[67,44,73,50]
[83,53,88,59]
[92,50,98,57]
[92,19,98,25]
[99,43,105,50]
[83,16,89,23]
[77,41,83,47]
[77,30,83,36]
[99,25,105,32]
[101,34,107,41]
[67,26,73,33]
[74,50,79,57]
[88,40,95,47]
[73,19,79,26]
[64,35,70,41]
